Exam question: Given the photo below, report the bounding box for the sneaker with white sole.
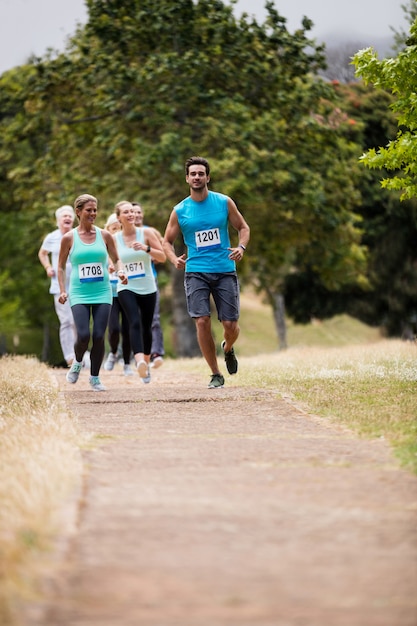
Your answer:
[123,364,134,376]
[141,369,151,384]
[208,373,225,388]
[221,340,238,375]
[89,376,106,391]
[137,360,148,378]
[66,361,83,384]
[104,352,117,371]
[151,355,163,369]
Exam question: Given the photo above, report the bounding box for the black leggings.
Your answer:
[117,290,156,356]
[108,297,131,364]
[71,303,111,376]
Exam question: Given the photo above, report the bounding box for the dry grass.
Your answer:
[177,339,417,472]
[0,356,82,626]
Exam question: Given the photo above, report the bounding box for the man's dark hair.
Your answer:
[185,156,210,176]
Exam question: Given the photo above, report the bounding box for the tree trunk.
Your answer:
[170,265,200,357]
[41,321,50,362]
[270,291,288,350]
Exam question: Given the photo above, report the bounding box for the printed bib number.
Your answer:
[78,263,104,283]
[124,261,146,279]
[195,228,221,249]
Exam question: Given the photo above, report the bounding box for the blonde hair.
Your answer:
[114,200,131,217]
[74,194,97,214]
[104,213,120,230]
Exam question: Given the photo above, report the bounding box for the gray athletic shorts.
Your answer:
[184,272,240,321]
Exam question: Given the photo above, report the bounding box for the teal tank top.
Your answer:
[116,228,157,295]
[174,191,235,273]
[69,228,112,306]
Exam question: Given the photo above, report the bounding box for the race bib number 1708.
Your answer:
[78,263,104,283]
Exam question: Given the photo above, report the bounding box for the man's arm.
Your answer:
[227,197,250,262]
[38,246,55,278]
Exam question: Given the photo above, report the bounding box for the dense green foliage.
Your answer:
[284,79,417,337]
[0,0,413,357]
[353,20,417,200]
[350,19,417,335]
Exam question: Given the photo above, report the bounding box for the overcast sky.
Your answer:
[0,0,409,74]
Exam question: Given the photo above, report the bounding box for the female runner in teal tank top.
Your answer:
[58,194,127,392]
[114,200,166,383]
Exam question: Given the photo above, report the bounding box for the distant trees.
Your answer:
[353,19,417,201]
[320,41,366,83]
[350,18,417,336]
[390,0,417,53]
[0,0,370,356]
[284,15,417,338]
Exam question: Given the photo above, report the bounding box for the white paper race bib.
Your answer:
[78,263,104,283]
[124,261,146,279]
[195,228,221,249]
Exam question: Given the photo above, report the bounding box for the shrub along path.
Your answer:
[37,362,417,626]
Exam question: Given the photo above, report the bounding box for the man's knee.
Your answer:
[223,320,239,334]
[195,316,211,332]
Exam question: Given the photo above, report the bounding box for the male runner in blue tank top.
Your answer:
[163,156,250,388]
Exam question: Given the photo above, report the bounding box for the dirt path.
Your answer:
[36,361,417,626]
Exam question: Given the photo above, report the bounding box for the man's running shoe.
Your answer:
[221,340,238,375]
[104,352,117,371]
[208,373,225,388]
[89,376,106,391]
[66,361,82,384]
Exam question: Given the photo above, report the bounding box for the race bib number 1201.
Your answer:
[195,228,221,249]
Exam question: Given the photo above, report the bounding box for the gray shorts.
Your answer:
[184,272,240,321]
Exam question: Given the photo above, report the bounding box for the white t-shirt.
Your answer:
[41,228,71,295]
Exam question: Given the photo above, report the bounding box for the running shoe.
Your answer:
[221,340,238,375]
[89,376,106,391]
[141,370,151,384]
[123,364,134,376]
[66,361,82,384]
[137,361,151,384]
[208,373,225,388]
[104,352,117,371]
[151,355,164,369]
[137,360,148,379]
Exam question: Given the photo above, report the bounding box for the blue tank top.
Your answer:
[69,228,112,306]
[116,228,157,295]
[174,191,235,273]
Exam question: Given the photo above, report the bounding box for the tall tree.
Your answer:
[283,80,417,338]
[351,19,417,336]
[0,0,368,355]
[353,20,417,200]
